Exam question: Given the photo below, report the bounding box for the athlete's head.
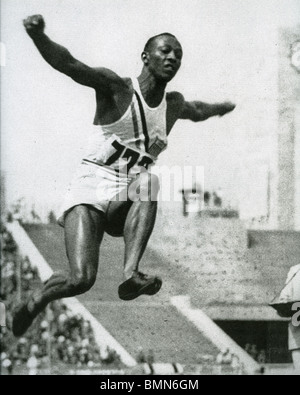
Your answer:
[141,33,183,82]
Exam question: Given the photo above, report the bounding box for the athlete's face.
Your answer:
[143,36,183,82]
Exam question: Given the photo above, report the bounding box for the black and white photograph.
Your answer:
[0,0,300,376]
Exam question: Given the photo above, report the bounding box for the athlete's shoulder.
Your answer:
[166,91,185,104]
[93,68,132,92]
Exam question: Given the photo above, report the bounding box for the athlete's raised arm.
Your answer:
[23,15,127,93]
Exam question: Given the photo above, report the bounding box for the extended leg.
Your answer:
[105,172,159,278]
[12,205,105,336]
[123,199,157,279]
[118,173,162,300]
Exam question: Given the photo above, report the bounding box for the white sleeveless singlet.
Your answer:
[58,78,168,225]
[83,78,168,176]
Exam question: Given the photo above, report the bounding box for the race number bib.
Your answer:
[98,135,154,173]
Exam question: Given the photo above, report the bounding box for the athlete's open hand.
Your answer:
[218,102,236,116]
[23,15,45,37]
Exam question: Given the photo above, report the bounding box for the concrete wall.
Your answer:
[153,204,300,314]
[277,27,300,230]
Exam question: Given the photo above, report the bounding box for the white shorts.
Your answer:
[57,161,134,226]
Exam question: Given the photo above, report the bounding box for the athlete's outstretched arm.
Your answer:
[23,15,126,92]
[180,99,236,122]
[168,92,235,122]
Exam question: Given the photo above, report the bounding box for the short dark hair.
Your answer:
[144,33,177,52]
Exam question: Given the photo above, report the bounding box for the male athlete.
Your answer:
[12,15,235,336]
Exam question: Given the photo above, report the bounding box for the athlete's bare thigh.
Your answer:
[104,172,159,237]
[64,204,106,282]
[105,200,133,237]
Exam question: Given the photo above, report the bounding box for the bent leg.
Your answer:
[116,173,162,301]
[105,172,159,280]
[19,205,105,324]
[123,173,159,280]
[123,200,157,279]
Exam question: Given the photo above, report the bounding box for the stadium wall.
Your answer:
[277,26,300,230]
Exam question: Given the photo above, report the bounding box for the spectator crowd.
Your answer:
[0,222,121,375]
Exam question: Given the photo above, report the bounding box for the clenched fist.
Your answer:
[23,14,45,37]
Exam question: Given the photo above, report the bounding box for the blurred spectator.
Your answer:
[269,263,300,372]
[147,349,155,364]
[204,191,211,207]
[48,211,57,224]
[244,343,269,364]
[216,348,233,375]
[2,357,13,375]
[289,322,300,372]
[249,344,258,361]
[30,208,41,224]
[213,192,222,208]
[27,351,39,375]
[257,349,267,365]
[216,350,224,365]
[244,343,251,355]
[136,347,147,363]
[221,348,232,365]
[102,346,121,365]
[231,354,240,369]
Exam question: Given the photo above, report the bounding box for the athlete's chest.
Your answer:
[94,88,179,134]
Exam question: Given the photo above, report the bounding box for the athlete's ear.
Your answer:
[141,51,149,65]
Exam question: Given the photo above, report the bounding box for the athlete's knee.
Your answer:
[68,205,93,222]
[69,271,96,295]
[66,204,101,227]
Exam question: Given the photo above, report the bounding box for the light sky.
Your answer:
[1,0,299,214]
